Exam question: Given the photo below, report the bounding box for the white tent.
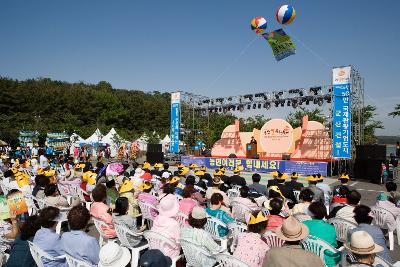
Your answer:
[102,128,125,157]
[160,135,170,152]
[82,128,103,145]
[135,133,148,151]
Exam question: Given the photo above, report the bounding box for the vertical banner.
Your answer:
[170,92,181,153]
[332,66,352,159]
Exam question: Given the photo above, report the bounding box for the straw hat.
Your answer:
[275,216,309,241]
[344,231,383,255]
[191,206,207,219]
[200,166,206,171]
[98,242,130,267]
[159,194,179,217]
[212,176,223,185]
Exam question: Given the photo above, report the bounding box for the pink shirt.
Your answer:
[138,192,159,218]
[267,215,285,232]
[90,202,117,238]
[179,198,197,215]
[233,232,270,267]
[232,197,259,210]
[151,215,181,258]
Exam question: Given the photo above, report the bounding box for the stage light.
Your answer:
[218,107,222,112]
[280,101,285,107]
[317,98,324,106]
[258,103,261,109]
[228,97,232,101]
[203,99,210,104]
[306,100,310,105]
[244,94,253,101]
[313,98,318,104]
[310,86,322,95]
[247,104,251,110]
[253,103,257,109]
[232,105,236,111]
[239,105,244,112]
[211,100,214,105]
[264,102,271,110]
[287,101,291,107]
[274,101,279,107]
[292,101,298,108]
[214,108,218,112]
[216,98,224,103]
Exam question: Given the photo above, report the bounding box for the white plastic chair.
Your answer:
[143,230,183,267]
[180,239,215,267]
[114,223,149,267]
[262,232,285,248]
[293,190,301,202]
[175,212,189,227]
[0,180,12,196]
[28,241,66,267]
[231,201,254,223]
[65,254,95,267]
[300,235,342,266]
[70,185,92,210]
[328,218,357,243]
[396,216,400,245]
[93,217,112,246]
[373,254,394,267]
[293,212,311,222]
[228,221,247,251]
[194,185,206,194]
[227,189,240,201]
[371,206,395,250]
[215,253,251,267]
[204,216,231,250]
[138,200,159,229]
[231,185,242,191]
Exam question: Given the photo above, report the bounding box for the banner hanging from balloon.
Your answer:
[262,29,296,61]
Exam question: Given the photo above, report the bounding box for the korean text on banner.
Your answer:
[262,29,296,61]
[332,66,352,159]
[170,92,181,153]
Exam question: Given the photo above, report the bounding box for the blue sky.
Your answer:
[0,0,399,135]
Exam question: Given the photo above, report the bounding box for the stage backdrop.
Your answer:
[181,156,328,176]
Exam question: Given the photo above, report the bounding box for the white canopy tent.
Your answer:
[82,128,103,146]
[102,128,125,157]
[135,133,149,151]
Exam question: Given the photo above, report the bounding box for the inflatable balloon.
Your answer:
[250,16,267,34]
[276,5,296,25]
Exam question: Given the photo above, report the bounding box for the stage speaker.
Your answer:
[146,152,164,164]
[147,144,162,153]
[282,154,291,160]
[354,158,381,184]
[228,154,237,158]
[356,145,386,160]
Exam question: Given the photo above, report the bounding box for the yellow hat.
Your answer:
[219,166,226,173]
[15,159,19,166]
[189,163,198,169]
[306,175,319,182]
[37,168,45,175]
[233,166,244,173]
[270,171,278,178]
[213,170,223,176]
[178,167,189,176]
[168,176,180,184]
[138,182,152,191]
[119,180,134,193]
[11,167,19,174]
[74,163,85,170]
[194,170,205,176]
[15,172,29,188]
[276,172,288,180]
[200,166,206,171]
[340,173,350,180]
[177,164,185,169]
[44,170,56,177]
[316,173,324,180]
[87,172,97,185]
[269,186,284,199]
[143,162,151,169]
[25,160,31,167]
[291,172,299,179]
[154,163,163,168]
[248,211,268,225]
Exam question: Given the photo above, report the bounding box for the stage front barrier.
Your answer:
[181,156,328,176]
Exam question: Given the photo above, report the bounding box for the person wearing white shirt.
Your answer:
[39,149,49,169]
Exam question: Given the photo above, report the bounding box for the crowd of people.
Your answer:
[0,150,399,267]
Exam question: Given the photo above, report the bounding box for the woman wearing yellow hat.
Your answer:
[227,166,246,187]
[306,175,325,203]
[119,179,140,218]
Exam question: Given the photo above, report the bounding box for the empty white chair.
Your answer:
[194,185,205,194]
[204,216,231,250]
[371,206,395,250]
[28,241,66,267]
[114,223,149,267]
[227,189,240,201]
[300,235,342,266]
[228,221,247,251]
[143,230,183,267]
[215,253,251,267]
[70,185,91,210]
[231,201,254,223]
[328,218,357,243]
[262,232,285,248]
[180,239,215,267]
[65,254,95,267]
[138,200,159,229]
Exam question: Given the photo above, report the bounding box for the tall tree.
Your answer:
[286,107,326,128]
[354,105,384,144]
[389,104,400,117]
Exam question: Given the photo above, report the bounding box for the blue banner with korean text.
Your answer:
[332,66,352,159]
[170,92,181,153]
[181,156,328,176]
